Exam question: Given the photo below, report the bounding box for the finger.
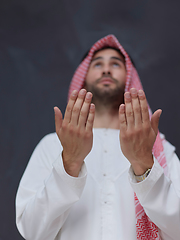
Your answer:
[119,104,127,133]
[130,88,142,127]
[64,90,78,123]
[124,92,134,128]
[71,89,87,126]
[54,106,63,133]
[78,92,93,128]
[86,103,95,131]
[151,109,162,135]
[138,90,150,125]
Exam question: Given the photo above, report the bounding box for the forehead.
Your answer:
[91,48,125,62]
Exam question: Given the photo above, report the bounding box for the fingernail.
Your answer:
[72,90,78,96]
[79,89,86,95]
[138,90,144,96]
[130,88,137,95]
[125,92,131,99]
[90,103,95,110]
[158,110,162,117]
[120,104,125,111]
[86,92,92,99]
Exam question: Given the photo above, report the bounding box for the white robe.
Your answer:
[16,129,180,240]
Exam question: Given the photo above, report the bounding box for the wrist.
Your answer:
[134,168,151,182]
[62,151,83,177]
[131,156,154,176]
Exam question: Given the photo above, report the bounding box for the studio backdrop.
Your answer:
[1,1,180,239]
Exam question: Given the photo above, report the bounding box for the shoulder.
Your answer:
[159,133,180,179]
[32,132,62,159]
[39,132,59,145]
[159,133,176,159]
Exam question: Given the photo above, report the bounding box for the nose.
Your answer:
[102,64,111,75]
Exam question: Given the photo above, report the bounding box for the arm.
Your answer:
[129,151,180,240]
[16,89,95,240]
[119,88,180,239]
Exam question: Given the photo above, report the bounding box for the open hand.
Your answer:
[119,88,162,175]
[54,89,95,177]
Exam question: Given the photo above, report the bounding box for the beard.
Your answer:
[84,76,125,110]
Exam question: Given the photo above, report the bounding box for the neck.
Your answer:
[93,104,120,129]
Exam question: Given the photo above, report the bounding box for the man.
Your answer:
[16,35,180,240]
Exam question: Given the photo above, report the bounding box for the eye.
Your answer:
[112,62,120,67]
[94,62,102,68]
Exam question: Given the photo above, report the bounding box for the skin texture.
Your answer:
[85,49,126,129]
[54,49,162,177]
[85,48,126,88]
[85,49,126,110]
[119,88,162,175]
[54,89,95,177]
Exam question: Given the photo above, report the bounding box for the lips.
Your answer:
[99,77,115,85]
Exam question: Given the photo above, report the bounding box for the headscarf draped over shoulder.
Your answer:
[68,35,167,240]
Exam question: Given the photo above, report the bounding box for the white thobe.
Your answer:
[16,129,180,240]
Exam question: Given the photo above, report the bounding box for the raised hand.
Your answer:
[119,88,162,176]
[54,89,95,177]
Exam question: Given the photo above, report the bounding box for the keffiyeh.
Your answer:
[68,34,167,240]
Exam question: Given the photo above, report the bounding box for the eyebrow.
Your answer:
[91,56,124,63]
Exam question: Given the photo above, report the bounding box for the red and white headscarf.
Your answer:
[68,34,167,240]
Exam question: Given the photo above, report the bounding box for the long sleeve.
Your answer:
[16,129,180,240]
[129,137,180,240]
[16,133,87,240]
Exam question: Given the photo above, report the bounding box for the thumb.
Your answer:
[54,106,63,133]
[151,109,162,135]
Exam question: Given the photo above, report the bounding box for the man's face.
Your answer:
[84,48,126,106]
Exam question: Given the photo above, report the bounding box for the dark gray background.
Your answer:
[1,0,180,239]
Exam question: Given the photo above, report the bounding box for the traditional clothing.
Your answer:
[69,35,168,239]
[16,35,180,240]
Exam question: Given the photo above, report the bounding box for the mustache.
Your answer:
[95,75,118,84]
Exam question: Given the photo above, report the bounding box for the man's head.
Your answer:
[84,47,126,108]
[68,35,142,101]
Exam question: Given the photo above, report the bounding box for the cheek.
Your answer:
[85,73,93,85]
[86,70,101,84]
[114,70,127,82]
